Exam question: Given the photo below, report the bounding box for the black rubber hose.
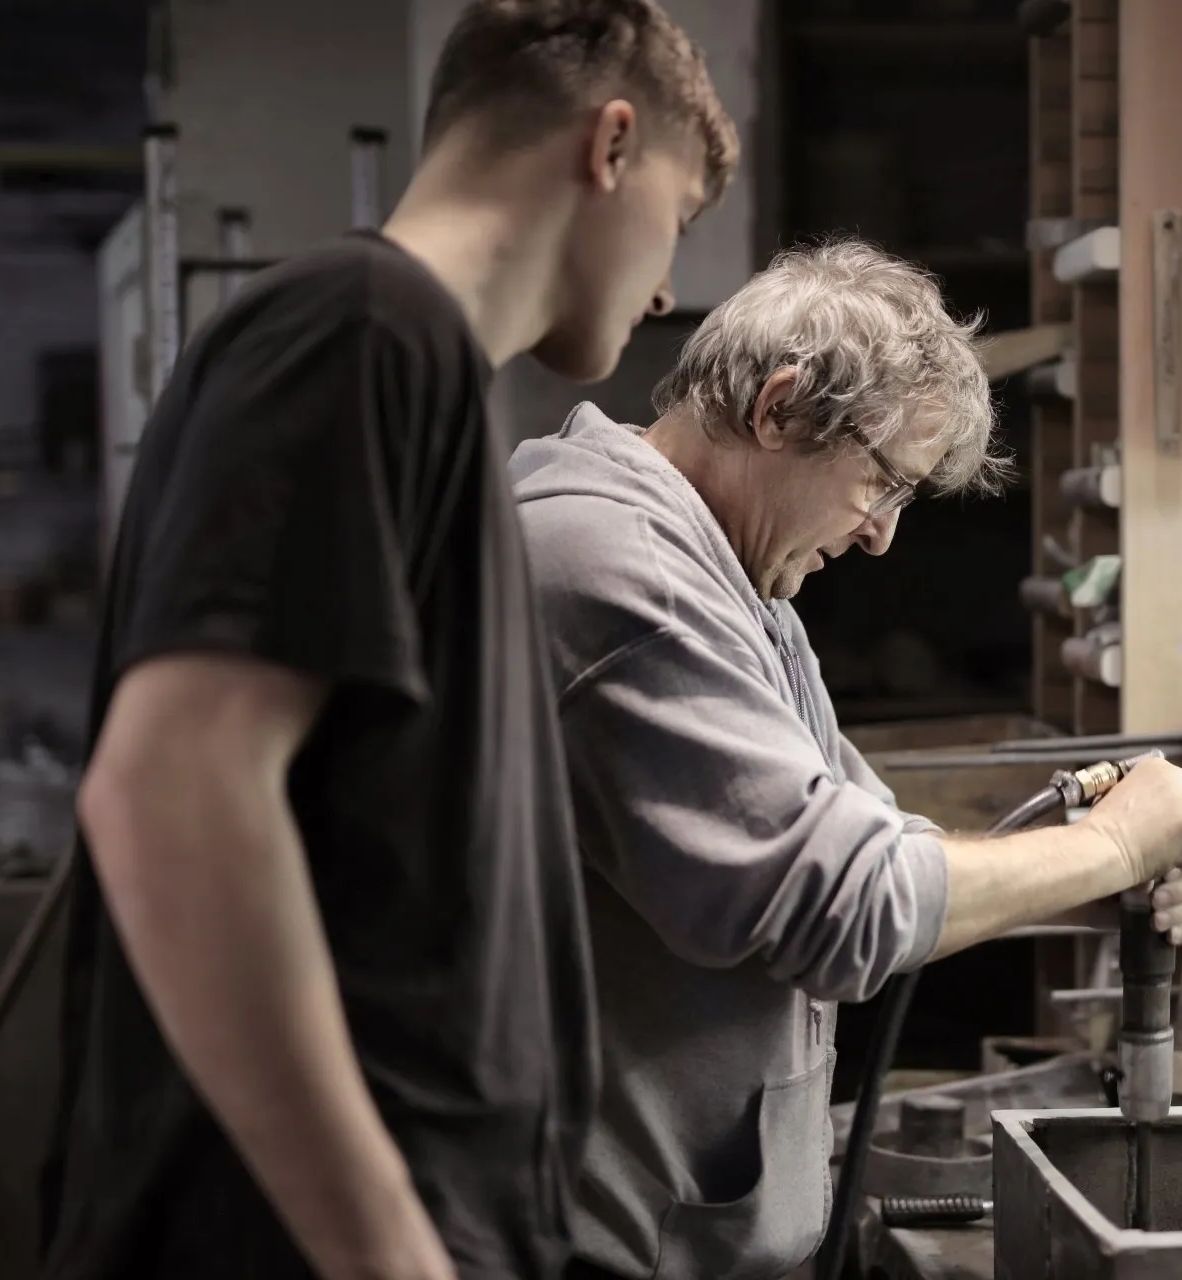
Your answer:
[988,786,1064,838]
[816,783,1065,1280]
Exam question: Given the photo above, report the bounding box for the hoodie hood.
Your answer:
[510,400,770,626]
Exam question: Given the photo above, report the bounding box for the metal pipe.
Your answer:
[878,747,1182,770]
[216,207,253,305]
[1050,986,1182,1003]
[143,124,181,402]
[349,127,387,230]
[1136,1123,1154,1230]
[990,731,1182,755]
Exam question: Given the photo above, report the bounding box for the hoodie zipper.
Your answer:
[768,616,834,773]
[773,619,833,1059]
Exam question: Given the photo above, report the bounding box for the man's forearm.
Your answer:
[932,821,1134,961]
[82,764,427,1280]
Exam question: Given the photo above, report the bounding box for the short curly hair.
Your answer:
[422,0,738,207]
[653,239,1012,496]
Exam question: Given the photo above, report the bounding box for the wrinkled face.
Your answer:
[533,125,707,382]
[735,411,946,602]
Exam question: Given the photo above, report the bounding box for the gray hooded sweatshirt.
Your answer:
[509,403,948,1280]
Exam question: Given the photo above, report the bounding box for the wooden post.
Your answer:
[1119,0,1182,732]
[1070,0,1120,735]
[1030,30,1076,730]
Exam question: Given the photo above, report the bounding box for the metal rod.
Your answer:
[1050,986,1182,1003]
[143,124,181,402]
[1135,1123,1154,1230]
[1126,1124,1139,1229]
[216,207,253,305]
[990,731,1182,755]
[349,126,387,230]
[1002,925,1111,938]
[878,747,1182,770]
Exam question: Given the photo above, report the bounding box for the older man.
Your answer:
[509,241,1182,1280]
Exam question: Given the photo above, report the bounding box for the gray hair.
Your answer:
[652,239,1010,495]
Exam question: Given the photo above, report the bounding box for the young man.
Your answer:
[40,5,737,1279]
[510,242,1182,1280]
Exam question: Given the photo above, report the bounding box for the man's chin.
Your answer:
[769,566,806,600]
[530,330,623,384]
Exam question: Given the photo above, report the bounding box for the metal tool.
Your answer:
[863,1095,991,1201]
[1047,752,1177,1226]
[881,1194,993,1229]
[820,750,1172,1280]
[1050,752,1176,1229]
[1117,886,1176,1229]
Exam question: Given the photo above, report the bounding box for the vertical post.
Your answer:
[217,206,253,305]
[1069,0,1120,737]
[1119,0,1182,732]
[143,124,181,404]
[1028,25,1076,734]
[349,126,388,231]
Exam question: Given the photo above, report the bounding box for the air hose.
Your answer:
[816,754,1157,1280]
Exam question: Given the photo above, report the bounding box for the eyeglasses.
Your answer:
[849,427,917,518]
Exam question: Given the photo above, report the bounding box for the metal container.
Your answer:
[993,1108,1182,1278]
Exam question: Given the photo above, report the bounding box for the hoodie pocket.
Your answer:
[654,1059,829,1280]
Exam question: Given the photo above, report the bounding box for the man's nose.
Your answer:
[853,509,900,557]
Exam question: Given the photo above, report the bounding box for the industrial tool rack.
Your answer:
[1024,0,1182,738]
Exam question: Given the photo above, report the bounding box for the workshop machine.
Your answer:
[821,749,1182,1280]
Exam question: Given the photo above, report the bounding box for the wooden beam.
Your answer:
[1053,225,1120,281]
[1119,0,1182,732]
[980,324,1071,382]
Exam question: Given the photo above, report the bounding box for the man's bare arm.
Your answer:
[931,757,1182,961]
[79,654,454,1280]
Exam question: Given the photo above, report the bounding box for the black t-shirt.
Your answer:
[41,234,597,1280]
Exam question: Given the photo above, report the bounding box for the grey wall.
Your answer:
[157,0,415,261]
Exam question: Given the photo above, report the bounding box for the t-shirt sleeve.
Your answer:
[117,317,428,701]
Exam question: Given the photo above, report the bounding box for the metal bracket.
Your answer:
[349,127,388,231]
[143,124,181,404]
[1153,209,1182,457]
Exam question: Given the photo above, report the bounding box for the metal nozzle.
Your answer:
[1052,750,1166,808]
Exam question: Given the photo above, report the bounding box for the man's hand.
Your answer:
[1080,756,1182,884]
[934,758,1182,960]
[1055,868,1182,938]
[1151,867,1182,945]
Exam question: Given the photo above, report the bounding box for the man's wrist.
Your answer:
[1075,810,1142,889]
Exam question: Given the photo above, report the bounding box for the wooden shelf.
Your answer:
[1052,225,1120,282]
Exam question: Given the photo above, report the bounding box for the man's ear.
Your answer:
[588,100,637,193]
[750,367,800,452]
